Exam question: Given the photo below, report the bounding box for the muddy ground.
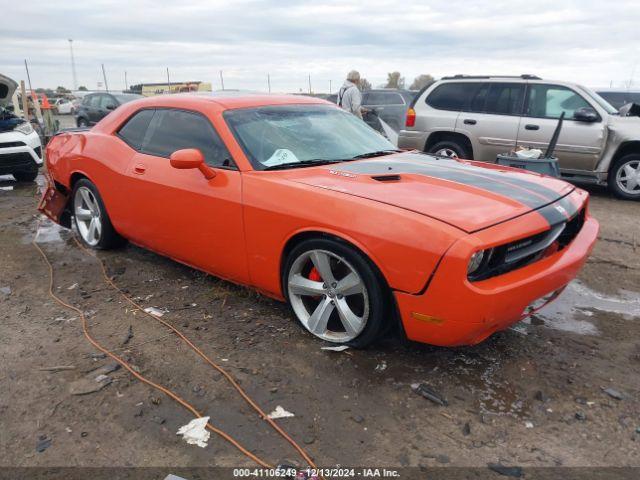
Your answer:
[1,145,639,477]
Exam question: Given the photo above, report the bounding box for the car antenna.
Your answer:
[544,111,565,159]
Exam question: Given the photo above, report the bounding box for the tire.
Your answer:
[77,117,89,128]
[608,154,640,200]
[71,179,125,249]
[13,169,38,182]
[283,238,390,348]
[427,139,471,159]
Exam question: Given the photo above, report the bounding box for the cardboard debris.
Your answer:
[176,416,210,448]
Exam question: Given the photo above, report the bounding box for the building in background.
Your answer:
[130,81,212,96]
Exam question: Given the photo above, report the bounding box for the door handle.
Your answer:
[463,119,477,125]
[525,124,540,130]
[133,164,146,175]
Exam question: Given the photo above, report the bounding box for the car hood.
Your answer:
[0,73,18,106]
[287,153,575,233]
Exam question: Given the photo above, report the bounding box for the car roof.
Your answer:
[124,92,332,112]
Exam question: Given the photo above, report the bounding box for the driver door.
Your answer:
[517,84,606,172]
[118,108,249,284]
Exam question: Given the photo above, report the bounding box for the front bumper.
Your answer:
[395,208,599,347]
[0,130,43,174]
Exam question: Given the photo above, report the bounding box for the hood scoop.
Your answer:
[371,174,401,182]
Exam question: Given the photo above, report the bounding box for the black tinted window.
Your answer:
[426,83,477,111]
[143,109,232,168]
[100,95,117,109]
[118,109,155,150]
[485,83,524,115]
[364,92,404,105]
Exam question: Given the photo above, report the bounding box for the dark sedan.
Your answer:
[75,92,143,127]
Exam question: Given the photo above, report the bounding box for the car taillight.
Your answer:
[405,108,416,127]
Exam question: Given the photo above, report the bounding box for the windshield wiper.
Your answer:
[350,149,402,160]
[263,159,341,171]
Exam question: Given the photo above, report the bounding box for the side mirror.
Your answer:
[573,107,598,122]
[170,149,216,179]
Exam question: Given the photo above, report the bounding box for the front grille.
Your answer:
[0,141,26,148]
[0,152,36,168]
[469,207,586,282]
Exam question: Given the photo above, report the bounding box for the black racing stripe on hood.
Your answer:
[336,155,567,209]
[536,194,580,226]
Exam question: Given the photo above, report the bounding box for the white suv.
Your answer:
[398,75,640,200]
[0,74,43,182]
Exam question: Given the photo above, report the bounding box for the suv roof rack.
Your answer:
[441,74,541,80]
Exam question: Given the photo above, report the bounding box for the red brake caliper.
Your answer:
[308,267,322,282]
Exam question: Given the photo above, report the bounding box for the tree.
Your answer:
[385,71,405,89]
[410,74,435,91]
[78,86,88,91]
[56,86,70,94]
[360,78,372,91]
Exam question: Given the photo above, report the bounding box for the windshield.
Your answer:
[224,104,395,170]
[577,86,618,115]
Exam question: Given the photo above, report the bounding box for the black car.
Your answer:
[75,92,143,127]
[596,89,640,110]
[361,89,416,132]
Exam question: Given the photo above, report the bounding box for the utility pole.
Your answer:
[101,64,109,92]
[329,80,332,93]
[267,73,271,93]
[166,68,171,94]
[219,70,225,90]
[24,60,34,93]
[68,39,78,90]
[124,71,128,91]
[308,74,312,94]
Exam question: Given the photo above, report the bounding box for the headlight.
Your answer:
[15,121,34,135]
[467,250,485,275]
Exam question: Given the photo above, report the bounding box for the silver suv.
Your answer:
[398,75,640,199]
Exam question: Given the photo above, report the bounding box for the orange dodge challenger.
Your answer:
[41,94,598,347]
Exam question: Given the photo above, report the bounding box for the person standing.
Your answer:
[337,70,363,118]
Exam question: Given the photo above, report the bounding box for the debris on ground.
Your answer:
[121,325,134,345]
[524,421,534,429]
[602,387,624,400]
[0,286,11,295]
[320,345,350,352]
[151,415,166,425]
[67,283,78,290]
[411,383,448,406]
[38,365,76,372]
[375,360,387,372]
[351,415,364,424]
[575,411,587,421]
[462,422,471,436]
[487,463,523,477]
[176,416,210,448]
[534,390,549,402]
[69,364,119,395]
[35,435,52,453]
[143,307,166,317]
[267,406,295,419]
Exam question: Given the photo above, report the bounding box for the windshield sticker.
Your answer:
[263,149,300,167]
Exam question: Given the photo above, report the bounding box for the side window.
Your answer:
[426,83,477,111]
[142,109,233,168]
[526,84,592,119]
[484,83,524,115]
[100,95,117,109]
[117,109,155,150]
[380,93,404,105]
[364,92,385,105]
[84,95,98,106]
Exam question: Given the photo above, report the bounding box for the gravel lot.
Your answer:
[0,122,639,477]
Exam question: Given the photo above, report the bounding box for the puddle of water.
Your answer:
[32,217,65,244]
[527,280,640,336]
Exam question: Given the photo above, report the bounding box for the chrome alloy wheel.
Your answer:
[616,159,640,195]
[287,249,369,343]
[434,148,459,158]
[74,186,102,246]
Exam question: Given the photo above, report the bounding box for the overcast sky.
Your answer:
[2,0,639,93]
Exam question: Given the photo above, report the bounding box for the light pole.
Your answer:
[68,39,78,90]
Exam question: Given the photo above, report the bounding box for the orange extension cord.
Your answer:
[33,220,321,472]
